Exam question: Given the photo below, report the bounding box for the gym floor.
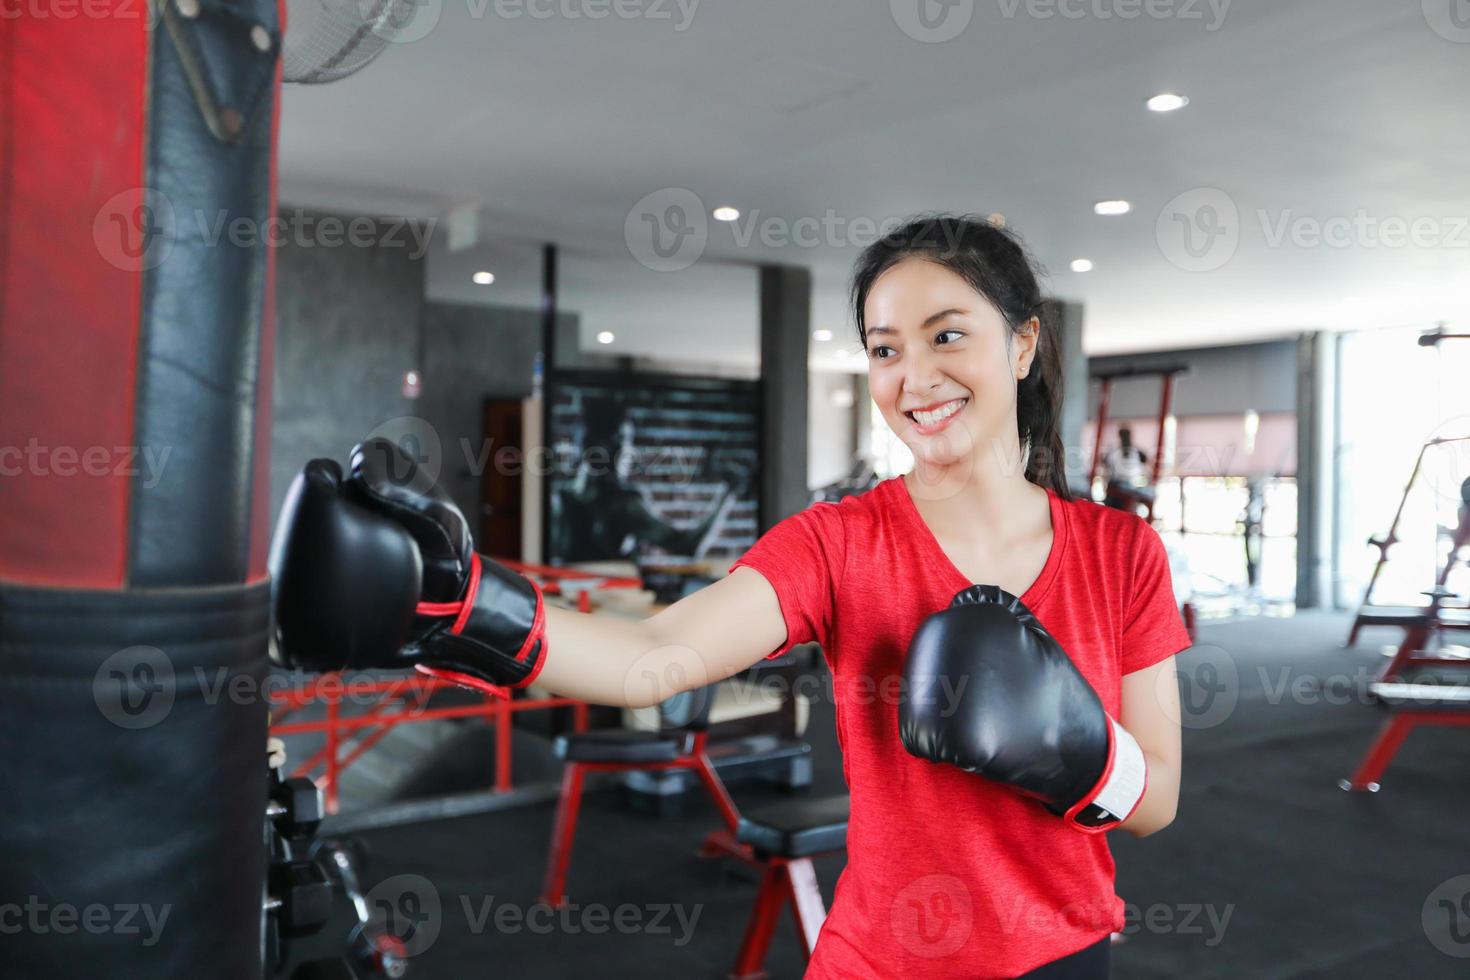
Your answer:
[290,611,1469,979]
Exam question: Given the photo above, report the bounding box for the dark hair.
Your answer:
[850,213,1072,500]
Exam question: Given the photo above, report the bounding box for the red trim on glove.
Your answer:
[414,664,509,700]
[1062,715,1149,834]
[514,575,546,663]
[413,554,549,690]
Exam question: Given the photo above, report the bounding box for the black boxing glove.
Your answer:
[899,585,1146,832]
[269,459,423,672]
[269,439,549,696]
[343,438,548,695]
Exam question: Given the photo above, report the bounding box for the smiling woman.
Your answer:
[851,216,1072,505]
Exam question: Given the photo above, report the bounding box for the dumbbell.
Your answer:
[267,859,334,938]
[269,773,324,844]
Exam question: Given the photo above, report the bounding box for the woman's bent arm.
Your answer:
[1118,655,1182,837]
[528,566,789,708]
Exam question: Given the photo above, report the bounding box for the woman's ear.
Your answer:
[1015,317,1041,380]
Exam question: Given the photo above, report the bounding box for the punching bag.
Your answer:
[0,3,282,976]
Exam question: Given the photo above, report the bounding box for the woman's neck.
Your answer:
[904,454,1048,543]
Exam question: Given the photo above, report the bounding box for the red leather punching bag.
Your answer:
[1,3,282,976]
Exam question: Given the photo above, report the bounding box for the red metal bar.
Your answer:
[335,689,437,773]
[271,696,585,736]
[1152,374,1175,487]
[269,670,588,810]
[495,695,513,793]
[540,763,586,908]
[497,558,641,592]
[292,690,418,780]
[730,863,787,980]
[700,828,761,869]
[1344,711,1470,790]
[325,699,340,814]
[692,749,743,833]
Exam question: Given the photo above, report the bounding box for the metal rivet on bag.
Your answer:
[176,0,200,18]
[250,25,271,52]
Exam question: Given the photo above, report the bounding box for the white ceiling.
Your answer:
[279,0,1470,372]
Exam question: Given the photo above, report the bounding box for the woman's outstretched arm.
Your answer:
[531,566,789,708]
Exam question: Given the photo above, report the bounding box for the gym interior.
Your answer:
[4,2,1469,978]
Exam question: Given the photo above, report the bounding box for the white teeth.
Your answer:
[912,399,965,427]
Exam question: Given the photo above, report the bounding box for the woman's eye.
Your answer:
[868,345,895,360]
[935,329,964,345]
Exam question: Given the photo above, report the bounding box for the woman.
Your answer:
[275,214,1190,979]
[537,214,1187,977]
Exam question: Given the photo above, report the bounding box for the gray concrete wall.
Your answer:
[271,213,426,519]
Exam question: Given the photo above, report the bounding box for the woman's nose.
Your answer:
[901,349,943,394]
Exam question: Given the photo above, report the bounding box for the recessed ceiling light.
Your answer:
[1070,259,1094,273]
[712,206,740,222]
[472,271,495,285]
[1146,93,1190,113]
[596,331,615,344]
[813,329,834,342]
[1094,200,1131,216]
[835,348,851,359]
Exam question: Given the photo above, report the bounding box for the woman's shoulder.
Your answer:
[1057,492,1153,549]
[804,477,898,522]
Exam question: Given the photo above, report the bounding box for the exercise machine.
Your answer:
[1345,434,1470,646]
[1340,478,1470,791]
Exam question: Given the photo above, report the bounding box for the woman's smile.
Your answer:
[904,397,969,435]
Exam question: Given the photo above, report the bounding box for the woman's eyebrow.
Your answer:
[867,308,967,336]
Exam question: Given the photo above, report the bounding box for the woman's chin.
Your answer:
[908,443,965,469]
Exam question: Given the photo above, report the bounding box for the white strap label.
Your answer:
[1092,718,1147,821]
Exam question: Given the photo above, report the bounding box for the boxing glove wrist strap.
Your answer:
[413,554,550,695]
[1063,716,1148,833]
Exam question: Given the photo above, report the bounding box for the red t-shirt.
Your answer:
[728,477,1191,979]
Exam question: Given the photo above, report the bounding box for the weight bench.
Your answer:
[725,794,849,980]
[1340,682,1470,792]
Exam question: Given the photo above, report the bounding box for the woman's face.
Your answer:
[863,258,1036,471]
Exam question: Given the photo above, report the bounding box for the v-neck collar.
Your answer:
[890,475,1068,610]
